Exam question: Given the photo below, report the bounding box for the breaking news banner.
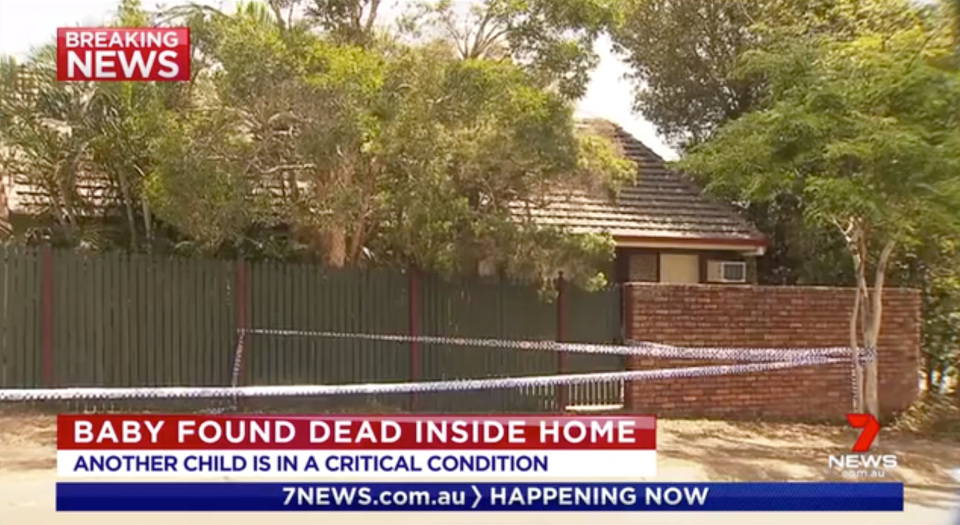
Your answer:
[55,481,904,512]
[56,27,190,82]
[56,414,657,479]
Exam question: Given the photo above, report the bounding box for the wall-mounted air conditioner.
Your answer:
[706,260,747,283]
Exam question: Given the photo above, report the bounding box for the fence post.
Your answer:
[408,267,420,412]
[621,283,634,412]
[40,246,53,386]
[556,273,568,412]
[234,260,248,385]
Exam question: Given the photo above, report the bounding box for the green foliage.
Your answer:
[0,0,629,289]
[611,0,945,149]
[617,0,960,294]
[952,0,960,47]
[677,0,960,398]
[403,0,620,100]
[681,3,960,251]
[143,109,263,249]
[892,238,960,391]
[611,0,772,148]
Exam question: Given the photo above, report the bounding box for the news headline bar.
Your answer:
[57,450,657,479]
[57,415,657,450]
[56,482,904,512]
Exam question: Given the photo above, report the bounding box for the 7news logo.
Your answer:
[827,414,898,479]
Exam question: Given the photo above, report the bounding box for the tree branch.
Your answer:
[363,0,381,36]
[261,163,317,175]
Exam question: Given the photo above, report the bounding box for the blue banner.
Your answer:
[57,482,903,512]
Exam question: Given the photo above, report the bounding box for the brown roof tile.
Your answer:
[6,118,765,249]
[517,119,765,247]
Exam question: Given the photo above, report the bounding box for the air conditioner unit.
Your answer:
[706,260,747,283]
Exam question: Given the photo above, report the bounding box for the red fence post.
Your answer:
[408,267,420,412]
[40,246,54,386]
[556,273,568,412]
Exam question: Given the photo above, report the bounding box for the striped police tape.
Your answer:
[0,329,872,402]
[0,355,847,401]
[227,329,872,409]
[238,327,877,362]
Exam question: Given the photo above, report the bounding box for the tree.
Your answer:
[304,0,384,45]
[148,0,634,287]
[361,41,634,287]
[678,2,960,415]
[0,45,106,246]
[0,0,178,250]
[1,0,633,288]
[0,54,26,237]
[611,0,949,147]
[402,0,620,100]
[951,0,960,46]
[611,0,773,148]
[892,238,960,393]
[609,0,936,290]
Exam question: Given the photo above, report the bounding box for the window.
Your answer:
[628,253,658,282]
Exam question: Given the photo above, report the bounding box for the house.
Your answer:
[529,119,767,285]
[2,116,766,285]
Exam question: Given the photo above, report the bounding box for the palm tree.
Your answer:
[0,55,24,237]
[0,45,121,246]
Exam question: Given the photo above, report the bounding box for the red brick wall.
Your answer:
[624,284,921,419]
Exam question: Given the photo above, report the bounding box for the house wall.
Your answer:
[623,283,921,419]
[615,248,758,284]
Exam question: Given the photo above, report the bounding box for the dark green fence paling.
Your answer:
[240,261,411,389]
[47,251,236,388]
[416,272,562,412]
[0,247,624,412]
[565,280,625,407]
[0,246,43,388]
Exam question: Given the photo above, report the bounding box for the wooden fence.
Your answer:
[0,247,625,412]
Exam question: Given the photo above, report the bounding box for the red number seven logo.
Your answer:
[846,413,880,452]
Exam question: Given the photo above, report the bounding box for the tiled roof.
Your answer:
[517,119,766,247]
[5,118,765,249]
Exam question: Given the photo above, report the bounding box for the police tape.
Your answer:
[0,356,848,401]
[239,327,876,362]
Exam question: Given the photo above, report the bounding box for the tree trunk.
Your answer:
[849,277,864,413]
[863,240,896,418]
[348,217,366,264]
[861,284,878,418]
[141,200,154,253]
[864,346,880,417]
[848,222,870,414]
[117,175,138,250]
[0,175,11,237]
[320,157,354,268]
[323,227,347,267]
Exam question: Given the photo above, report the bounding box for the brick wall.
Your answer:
[624,284,921,419]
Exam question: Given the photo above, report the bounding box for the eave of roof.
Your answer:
[525,119,767,251]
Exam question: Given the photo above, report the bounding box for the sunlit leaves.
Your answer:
[141,0,628,286]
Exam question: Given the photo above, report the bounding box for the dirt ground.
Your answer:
[2,414,959,525]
